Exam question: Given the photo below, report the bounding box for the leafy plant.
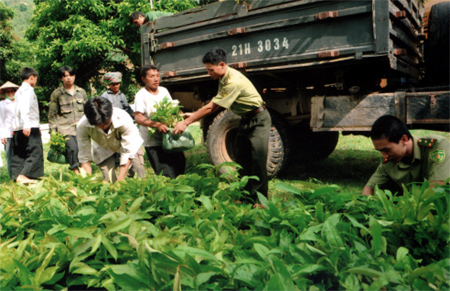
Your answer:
[150,96,184,129]
[48,132,67,153]
[0,168,448,290]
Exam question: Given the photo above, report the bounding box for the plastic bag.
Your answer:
[47,147,67,164]
[162,128,195,153]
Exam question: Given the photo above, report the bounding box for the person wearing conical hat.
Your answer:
[0,81,19,178]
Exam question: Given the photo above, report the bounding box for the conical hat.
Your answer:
[0,81,19,94]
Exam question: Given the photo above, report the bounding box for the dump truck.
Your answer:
[141,0,450,177]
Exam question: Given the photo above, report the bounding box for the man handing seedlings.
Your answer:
[77,97,144,183]
[173,48,271,204]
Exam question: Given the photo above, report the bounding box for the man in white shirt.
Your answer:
[134,65,186,178]
[11,67,44,184]
[77,97,144,183]
[0,81,19,179]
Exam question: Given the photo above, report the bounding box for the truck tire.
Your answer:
[290,123,339,161]
[426,2,450,86]
[206,109,290,178]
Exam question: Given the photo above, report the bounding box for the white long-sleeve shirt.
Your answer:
[77,108,143,165]
[0,99,16,139]
[13,82,40,130]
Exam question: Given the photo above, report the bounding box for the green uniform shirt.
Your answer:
[48,85,87,136]
[211,67,264,116]
[366,135,450,189]
[145,11,173,22]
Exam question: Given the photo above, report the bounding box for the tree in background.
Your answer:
[26,0,200,120]
[0,2,16,84]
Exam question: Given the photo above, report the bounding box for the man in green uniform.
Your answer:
[48,66,88,174]
[129,11,173,27]
[362,115,450,196]
[173,47,271,203]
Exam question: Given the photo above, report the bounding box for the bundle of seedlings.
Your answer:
[149,97,194,152]
[47,131,68,164]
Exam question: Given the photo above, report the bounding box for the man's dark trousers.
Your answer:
[235,109,271,200]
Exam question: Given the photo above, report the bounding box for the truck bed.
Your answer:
[142,0,424,87]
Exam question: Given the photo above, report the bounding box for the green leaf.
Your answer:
[254,243,270,261]
[102,235,118,261]
[274,182,301,195]
[346,267,382,277]
[129,196,145,214]
[64,228,94,239]
[104,216,132,233]
[198,195,213,212]
[322,214,344,248]
[268,255,297,291]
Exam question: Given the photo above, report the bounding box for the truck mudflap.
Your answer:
[310,91,450,131]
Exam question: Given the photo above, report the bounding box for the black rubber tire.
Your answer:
[289,123,339,161]
[425,2,450,86]
[206,109,291,178]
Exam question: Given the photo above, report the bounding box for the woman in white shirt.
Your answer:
[0,81,19,178]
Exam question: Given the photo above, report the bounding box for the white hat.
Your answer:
[0,81,19,94]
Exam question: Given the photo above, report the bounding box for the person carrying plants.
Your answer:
[134,65,186,179]
[129,10,173,27]
[48,66,88,174]
[0,81,19,179]
[11,67,44,184]
[100,71,145,179]
[173,47,271,204]
[362,115,450,196]
[77,97,145,183]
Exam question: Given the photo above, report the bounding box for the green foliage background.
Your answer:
[1,0,201,121]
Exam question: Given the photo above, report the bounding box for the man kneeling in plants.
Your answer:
[77,97,145,183]
[362,115,449,196]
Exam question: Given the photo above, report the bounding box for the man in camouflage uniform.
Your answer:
[362,115,450,196]
[173,47,271,204]
[48,66,87,174]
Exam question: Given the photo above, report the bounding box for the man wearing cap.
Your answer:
[362,115,450,196]
[48,66,87,174]
[100,72,134,118]
[11,67,44,184]
[100,72,144,179]
[0,81,19,179]
[173,48,271,203]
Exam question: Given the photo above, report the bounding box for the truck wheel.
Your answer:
[426,2,450,86]
[206,109,290,178]
[290,123,339,161]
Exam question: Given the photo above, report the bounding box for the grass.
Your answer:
[1,126,448,195]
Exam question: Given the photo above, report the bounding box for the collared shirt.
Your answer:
[134,86,175,147]
[48,85,87,136]
[366,135,450,189]
[211,67,264,116]
[13,82,40,130]
[100,90,134,118]
[77,108,143,165]
[0,99,16,139]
